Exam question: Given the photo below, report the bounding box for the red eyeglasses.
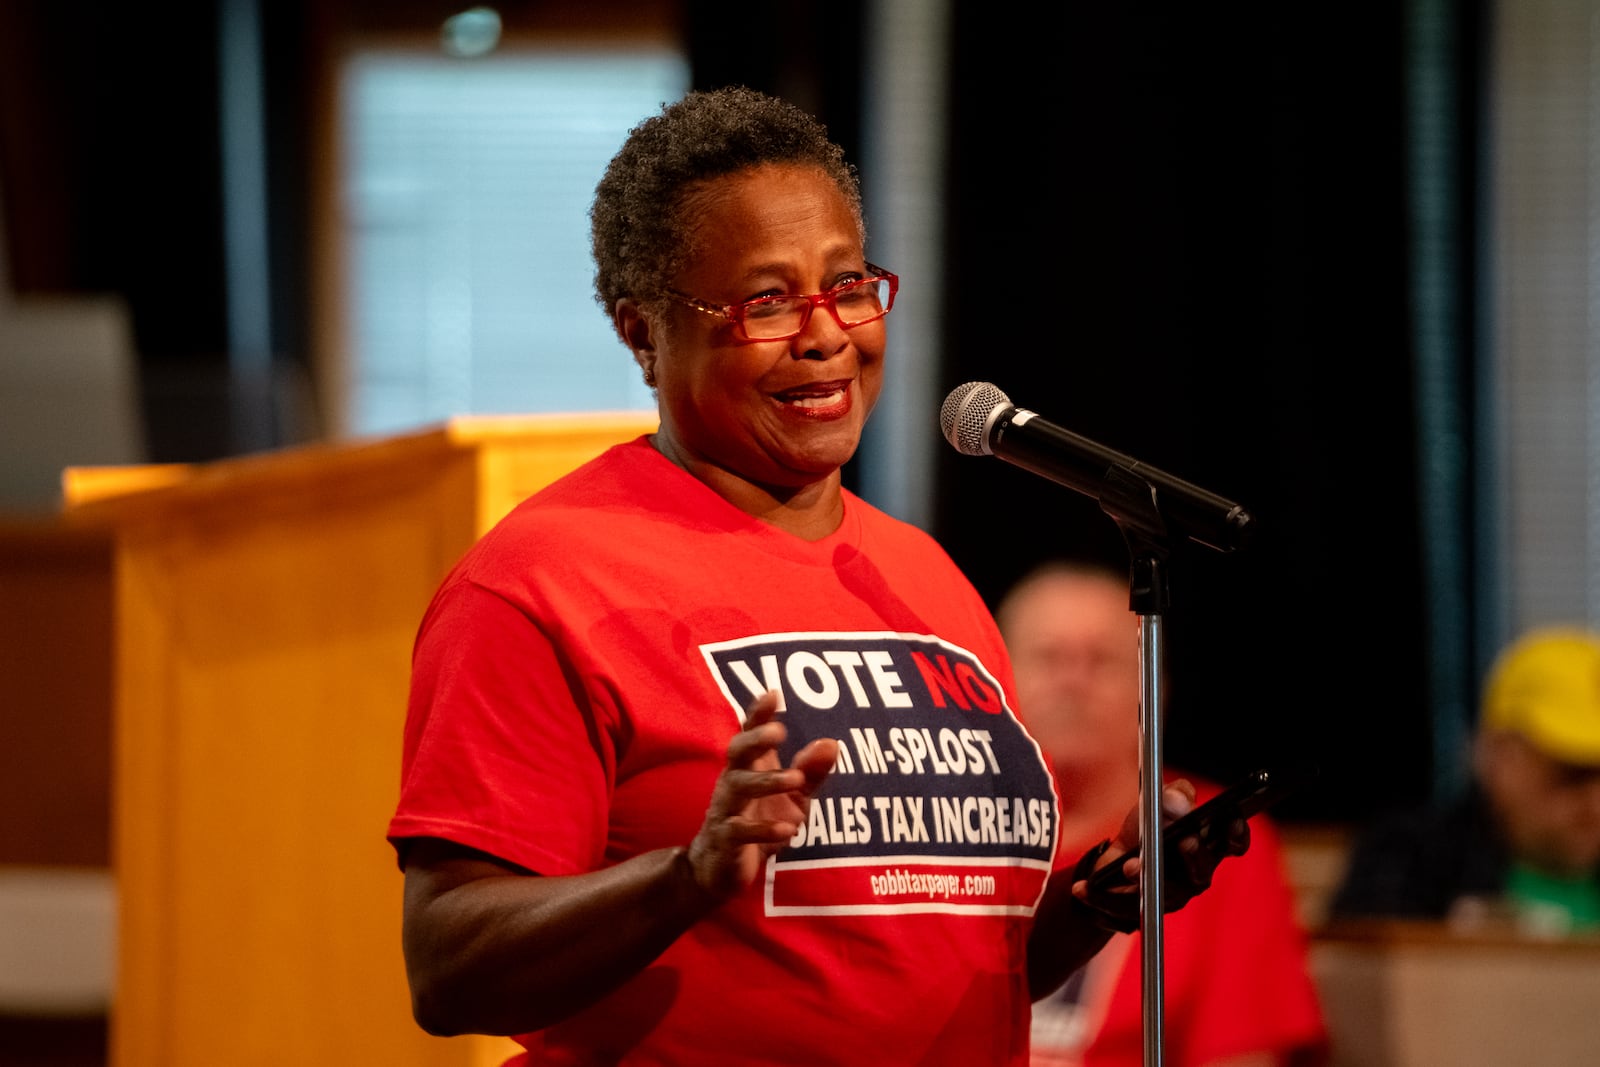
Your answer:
[667,264,898,343]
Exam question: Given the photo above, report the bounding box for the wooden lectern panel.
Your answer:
[1312,920,1600,1066]
[70,414,654,1067]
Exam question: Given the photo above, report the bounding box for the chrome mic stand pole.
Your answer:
[1109,472,1247,1067]
[1093,457,1248,1067]
[1092,466,1179,1067]
[1129,552,1170,1067]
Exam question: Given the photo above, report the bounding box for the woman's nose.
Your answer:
[789,302,850,359]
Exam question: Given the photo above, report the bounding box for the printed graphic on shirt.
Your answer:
[700,630,1058,917]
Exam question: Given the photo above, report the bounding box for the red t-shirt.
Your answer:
[390,438,1060,1066]
[1031,787,1328,1067]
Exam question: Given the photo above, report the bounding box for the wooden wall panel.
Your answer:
[0,520,113,867]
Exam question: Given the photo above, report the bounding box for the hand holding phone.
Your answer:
[1084,763,1317,895]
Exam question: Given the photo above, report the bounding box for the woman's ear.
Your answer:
[615,298,659,388]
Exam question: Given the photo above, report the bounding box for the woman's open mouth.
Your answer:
[774,382,853,417]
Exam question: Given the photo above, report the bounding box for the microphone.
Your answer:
[939,381,1253,553]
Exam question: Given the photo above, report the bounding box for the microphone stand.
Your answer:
[1129,547,1169,1067]
[1096,468,1180,1067]
[1089,444,1251,1067]
[938,381,1254,1067]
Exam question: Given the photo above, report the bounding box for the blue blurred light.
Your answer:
[441,7,502,58]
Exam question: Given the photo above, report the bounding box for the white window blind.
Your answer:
[340,48,688,437]
[1489,0,1600,633]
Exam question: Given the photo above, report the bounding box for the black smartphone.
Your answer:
[1084,763,1317,894]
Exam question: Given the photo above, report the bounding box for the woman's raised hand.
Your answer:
[686,690,839,901]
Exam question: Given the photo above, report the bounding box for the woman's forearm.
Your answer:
[403,842,718,1036]
[1026,874,1116,999]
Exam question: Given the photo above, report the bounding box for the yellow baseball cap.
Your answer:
[1482,627,1600,766]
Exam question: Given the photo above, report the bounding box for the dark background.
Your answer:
[706,5,1465,823]
[933,7,1455,824]
[1,1,1480,825]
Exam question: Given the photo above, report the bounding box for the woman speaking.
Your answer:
[387,86,1240,1066]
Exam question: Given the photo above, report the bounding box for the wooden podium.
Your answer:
[67,413,656,1067]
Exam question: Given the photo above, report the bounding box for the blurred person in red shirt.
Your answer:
[999,560,1328,1067]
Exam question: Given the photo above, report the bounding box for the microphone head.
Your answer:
[940,381,1013,456]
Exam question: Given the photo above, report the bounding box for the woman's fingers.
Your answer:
[688,691,840,899]
[790,736,840,794]
[1162,780,1197,817]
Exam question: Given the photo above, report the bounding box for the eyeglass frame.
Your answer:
[664,263,899,344]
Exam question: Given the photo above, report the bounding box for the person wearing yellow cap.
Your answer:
[1331,627,1600,934]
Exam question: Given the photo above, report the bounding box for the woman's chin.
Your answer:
[770,430,863,482]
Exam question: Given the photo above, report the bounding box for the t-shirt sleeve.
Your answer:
[387,576,615,876]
